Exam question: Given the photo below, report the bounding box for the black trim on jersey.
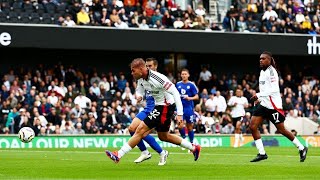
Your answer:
[150,72,165,85]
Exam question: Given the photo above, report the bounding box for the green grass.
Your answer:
[0,147,319,180]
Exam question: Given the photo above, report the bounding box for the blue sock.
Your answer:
[188,130,194,143]
[130,132,147,152]
[143,135,163,154]
[179,128,186,139]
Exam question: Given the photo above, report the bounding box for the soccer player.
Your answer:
[176,68,199,144]
[105,58,201,165]
[129,58,166,164]
[227,89,248,147]
[249,51,308,162]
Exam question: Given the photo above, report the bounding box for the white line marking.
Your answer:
[0,150,319,158]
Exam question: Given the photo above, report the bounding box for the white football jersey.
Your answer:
[257,66,282,110]
[228,96,248,118]
[136,70,183,115]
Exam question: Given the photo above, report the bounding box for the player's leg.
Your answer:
[179,115,187,139]
[141,130,163,154]
[158,132,201,161]
[105,121,151,163]
[186,113,195,143]
[128,117,151,161]
[233,117,242,148]
[249,115,267,162]
[186,123,194,143]
[274,118,308,162]
[157,105,201,162]
[249,104,269,162]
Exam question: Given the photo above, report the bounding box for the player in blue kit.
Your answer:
[176,68,199,144]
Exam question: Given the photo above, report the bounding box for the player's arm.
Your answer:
[135,79,144,103]
[227,96,236,107]
[163,81,183,116]
[256,69,279,98]
[153,72,183,124]
[165,84,184,126]
[185,83,199,101]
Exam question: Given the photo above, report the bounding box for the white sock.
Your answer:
[255,139,266,155]
[240,134,244,144]
[180,138,194,151]
[292,137,304,151]
[234,134,240,147]
[118,143,132,158]
[160,150,166,156]
[142,150,150,155]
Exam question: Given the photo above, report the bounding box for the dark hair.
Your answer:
[262,51,278,72]
[181,68,189,73]
[146,58,158,67]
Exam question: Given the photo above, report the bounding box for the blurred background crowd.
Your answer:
[0,61,318,136]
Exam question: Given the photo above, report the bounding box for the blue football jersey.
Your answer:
[176,81,198,111]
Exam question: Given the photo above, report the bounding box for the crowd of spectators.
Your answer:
[0,62,318,137]
[0,0,212,30]
[224,0,320,34]
[1,0,320,33]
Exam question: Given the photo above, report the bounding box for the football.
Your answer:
[18,127,35,143]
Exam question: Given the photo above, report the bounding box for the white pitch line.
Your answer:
[1,149,319,158]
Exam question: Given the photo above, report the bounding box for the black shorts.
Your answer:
[252,104,285,124]
[232,117,243,127]
[143,104,176,132]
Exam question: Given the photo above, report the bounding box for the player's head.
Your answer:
[181,68,190,82]
[235,89,242,97]
[260,51,277,69]
[145,58,158,71]
[131,58,147,80]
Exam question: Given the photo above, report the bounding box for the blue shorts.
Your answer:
[136,96,155,121]
[183,110,195,124]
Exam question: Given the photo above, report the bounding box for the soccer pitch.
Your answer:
[0,147,319,180]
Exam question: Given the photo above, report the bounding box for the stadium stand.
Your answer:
[0,0,318,33]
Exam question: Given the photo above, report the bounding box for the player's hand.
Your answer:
[136,96,143,103]
[250,95,258,101]
[176,115,183,128]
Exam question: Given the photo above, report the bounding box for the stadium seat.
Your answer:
[35,3,45,15]
[41,13,52,24]
[19,12,30,23]
[12,1,22,13]
[45,2,56,15]
[56,3,67,16]
[8,11,19,23]
[23,2,34,14]
[0,11,8,22]
[30,12,40,24]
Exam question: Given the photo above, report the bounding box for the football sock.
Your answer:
[234,133,240,147]
[179,127,186,139]
[292,137,305,151]
[180,138,194,151]
[255,139,266,155]
[188,130,194,143]
[143,134,163,154]
[118,143,132,158]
